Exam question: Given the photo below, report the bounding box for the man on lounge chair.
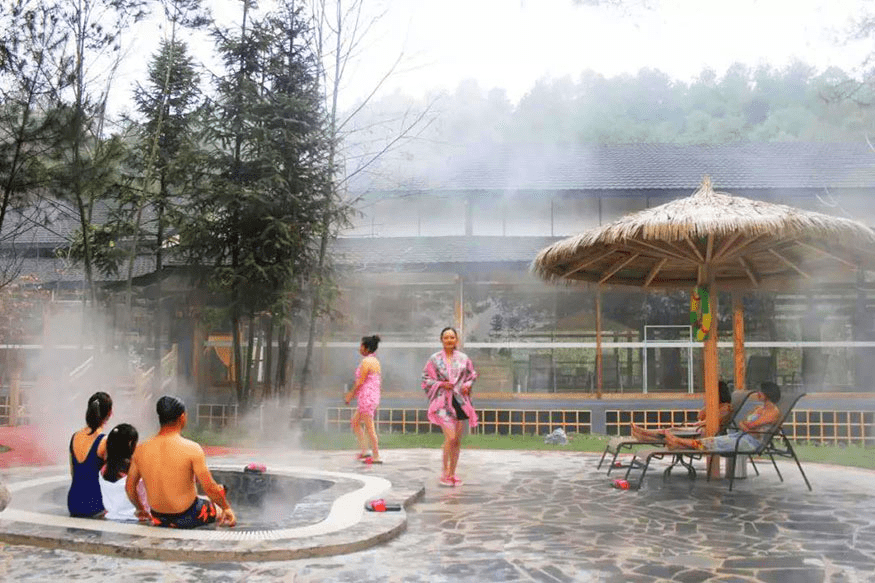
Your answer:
[664,382,782,453]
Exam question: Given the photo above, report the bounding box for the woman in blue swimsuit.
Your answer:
[67,392,113,517]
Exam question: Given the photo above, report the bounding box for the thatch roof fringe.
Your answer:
[534,180,875,273]
[532,178,875,288]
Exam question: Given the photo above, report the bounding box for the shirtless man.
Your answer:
[125,395,236,528]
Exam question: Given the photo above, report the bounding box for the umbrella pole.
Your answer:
[733,293,746,392]
[704,282,720,478]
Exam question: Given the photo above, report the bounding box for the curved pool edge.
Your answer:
[0,463,425,562]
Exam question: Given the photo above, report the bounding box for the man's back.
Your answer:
[133,432,200,514]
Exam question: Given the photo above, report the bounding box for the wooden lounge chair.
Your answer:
[597,390,753,475]
[622,392,811,491]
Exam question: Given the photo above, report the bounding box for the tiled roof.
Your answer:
[12,256,158,286]
[349,142,875,192]
[331,236,561,267]
[1,200,161,244]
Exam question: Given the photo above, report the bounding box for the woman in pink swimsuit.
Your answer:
[345,335,382,463]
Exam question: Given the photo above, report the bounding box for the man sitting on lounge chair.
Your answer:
[630,381,733,442]
[664,381,782,453]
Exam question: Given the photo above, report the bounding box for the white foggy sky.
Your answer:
[359,0,869,103]
[117,0,871,114]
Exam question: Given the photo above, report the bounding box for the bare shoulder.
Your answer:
[133,435,156,456]
[179,435,206,455]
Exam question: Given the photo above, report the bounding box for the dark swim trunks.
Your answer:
[150,497,218,528]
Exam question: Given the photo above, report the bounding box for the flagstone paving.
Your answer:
[0,446,873,582]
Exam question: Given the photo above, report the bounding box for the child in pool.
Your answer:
[99,423,149,521]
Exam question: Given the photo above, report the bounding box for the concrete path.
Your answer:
[1,439,874,582]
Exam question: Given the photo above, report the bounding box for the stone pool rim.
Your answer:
[0,462,424,561]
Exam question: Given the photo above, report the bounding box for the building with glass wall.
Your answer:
[312,142,875,436]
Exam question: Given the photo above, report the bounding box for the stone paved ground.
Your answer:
[1,446,874,582]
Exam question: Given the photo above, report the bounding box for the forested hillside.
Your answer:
[344,61,875,184]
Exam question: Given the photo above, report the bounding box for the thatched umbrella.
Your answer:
[533,177,875,468]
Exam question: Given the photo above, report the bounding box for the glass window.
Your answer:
[504,192,552,235]
[374,196,421,236]
[470,196,505,236]
[418,193,466,236]
[552,195,600,235]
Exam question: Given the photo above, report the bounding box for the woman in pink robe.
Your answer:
[421,327,478,487]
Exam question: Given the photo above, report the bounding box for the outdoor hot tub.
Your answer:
[0,461,419,561]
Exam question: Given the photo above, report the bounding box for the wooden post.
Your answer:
[733,293,746,392]
[703,280,720,477]
[455,275,464,337]
[192,316,205,391]
[596,288,603,399]
[10,368,20,427]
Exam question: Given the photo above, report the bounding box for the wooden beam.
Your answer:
[705,233,714,263]
[711,232,744,262]
[704,280,720,478]
[684,236,705,262]
[769,248,811,279]
[599,253,640,284]
[795,240,858,269]
[625,240,691,263]
[643,257,668,287]
[564,249,616,277]
[738,257,760,287]
[733,292,746,392]
[667,240,699,262]
[716,234,771,264]
[596,288,603,400]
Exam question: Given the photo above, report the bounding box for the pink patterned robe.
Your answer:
[421,350,478,429]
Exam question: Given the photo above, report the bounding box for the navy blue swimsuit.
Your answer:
[67,433,106,517]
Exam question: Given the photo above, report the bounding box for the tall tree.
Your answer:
[178,0,329,408]
[124,0,208,335]
[132,36,201,271]
[0,0,70,288]
[50,0,147,305]
[125,32,202,361]
[297,0,436,408]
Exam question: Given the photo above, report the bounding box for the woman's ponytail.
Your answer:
[85,391,113,434]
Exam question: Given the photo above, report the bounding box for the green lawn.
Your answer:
[188,427,875,470]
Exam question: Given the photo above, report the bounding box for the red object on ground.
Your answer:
[244,462,267,473]
[371,499,387,512]
[0,426,59,467]
[612,479,630,490]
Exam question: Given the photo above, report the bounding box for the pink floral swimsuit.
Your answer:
[354,361,381,417]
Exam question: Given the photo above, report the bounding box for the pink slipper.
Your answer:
[451,475,463,486]
[438,476,454,487]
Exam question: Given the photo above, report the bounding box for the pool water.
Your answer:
[35,469,335,529]
[210,469,333,528]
